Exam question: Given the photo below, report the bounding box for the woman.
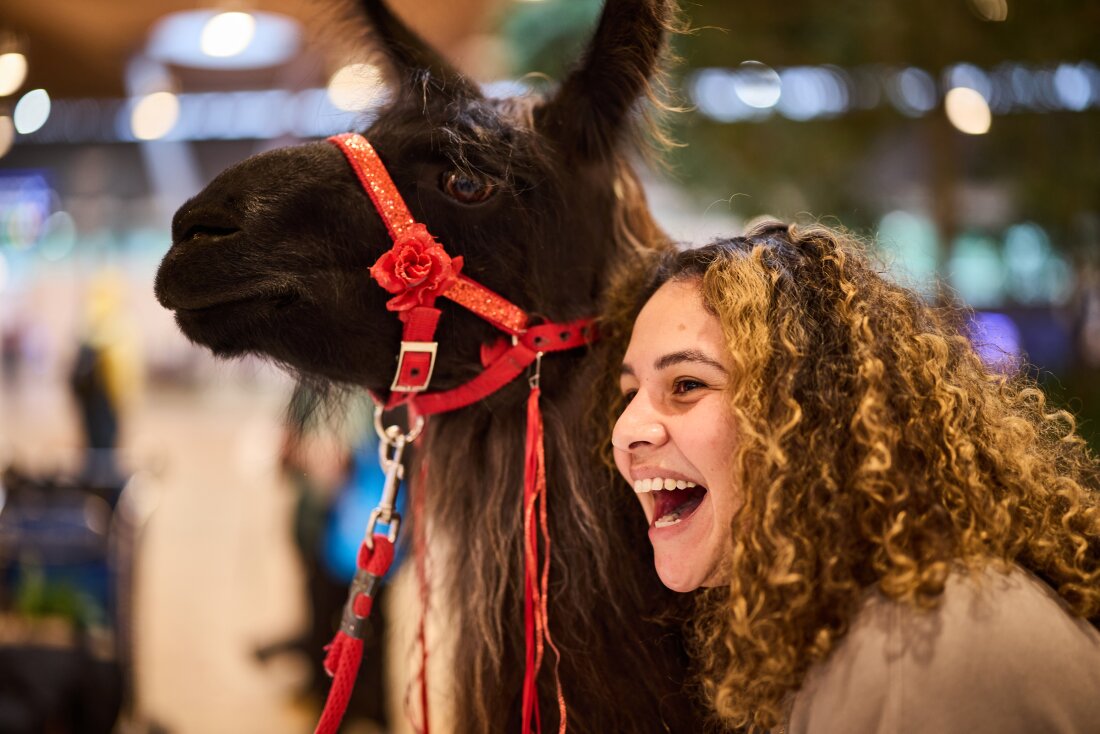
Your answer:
[610,221,1100,732]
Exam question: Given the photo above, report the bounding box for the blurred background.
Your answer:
[0,0,1097,732]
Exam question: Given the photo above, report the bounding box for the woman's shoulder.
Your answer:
[787,565,1100,734]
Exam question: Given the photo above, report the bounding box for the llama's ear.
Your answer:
[357,0,480,98]
[535,0,672,160]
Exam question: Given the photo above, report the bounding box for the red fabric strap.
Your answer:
[329,133,415,240]
[393,307,442,392]
[444,275,528,335]
[387,318,596,415]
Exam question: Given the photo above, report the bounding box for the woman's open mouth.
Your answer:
[633,478,708,528]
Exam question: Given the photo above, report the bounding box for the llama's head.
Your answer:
[154,0,672,393]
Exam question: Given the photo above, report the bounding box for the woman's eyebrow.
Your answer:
[654,350,728,373]
[620,350,728,377]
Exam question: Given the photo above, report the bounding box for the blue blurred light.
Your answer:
[1054,63,1092,111]
[1002,222,1072,305]
[877,210,939,297]
[733,61,782,109]
[690,68,767,122]
[944,63,992,100]
[776,67,849,121]
[970,311,1021,372]
[890,68,937,117]
[948,233,1005,307]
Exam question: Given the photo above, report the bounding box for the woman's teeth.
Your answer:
[633,478,697,493]
[654,513,683,528]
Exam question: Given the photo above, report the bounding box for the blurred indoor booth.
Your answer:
[1,0,1099,732]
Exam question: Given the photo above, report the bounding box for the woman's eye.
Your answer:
[672,379,705,395]
[441,170,496,204]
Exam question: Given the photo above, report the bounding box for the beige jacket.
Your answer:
[787,567,1100,734]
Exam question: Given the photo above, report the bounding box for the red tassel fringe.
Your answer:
[522,386,568,734]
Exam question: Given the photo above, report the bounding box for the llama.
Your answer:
[154,1,703,731]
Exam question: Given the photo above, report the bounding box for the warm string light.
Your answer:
[0,52,28,96]
[131,91,181,140]
[969,0,1009,22]
[326,63,386,112]
[945,87,992,134]
[0,115,14,158]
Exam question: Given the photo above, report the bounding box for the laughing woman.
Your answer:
[609,221,1100,733]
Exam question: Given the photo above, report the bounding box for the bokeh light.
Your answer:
[0,52,28,96]
[890,67,937,117]
[948,233,1005,307]
[38,210,77,261]
[13,88,51,134]
[971,312,1021,372]
[969,0,1009,22]
[1053,63,1092,111]
[131,92,181,140]
[200,12,257,58]
[776,66,850,120]
[945,87,992,134]
[0,116,14,158]
[1002,222,1072,305]
[690,68,761,122]
[326,63,386,112]
[733,61,781,109]
[877,210,939,296]
[945,64,992,101]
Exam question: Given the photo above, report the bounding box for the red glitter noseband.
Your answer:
[328,132,596,417]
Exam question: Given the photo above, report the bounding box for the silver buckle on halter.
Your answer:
[391,340,438,392]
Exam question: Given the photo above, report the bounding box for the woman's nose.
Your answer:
[612,393,668,452]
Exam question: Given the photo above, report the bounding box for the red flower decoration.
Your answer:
[370,224,463,311]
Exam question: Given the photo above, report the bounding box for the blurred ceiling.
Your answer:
[0,0,498,99]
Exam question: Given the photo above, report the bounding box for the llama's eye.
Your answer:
[441,171,496,204]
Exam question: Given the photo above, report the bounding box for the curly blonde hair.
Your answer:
[605,220,1100,731]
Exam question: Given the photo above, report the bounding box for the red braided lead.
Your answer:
[315,536,395,734]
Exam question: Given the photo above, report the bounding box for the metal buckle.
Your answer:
[391,340,438,392]
[340,568,382,639]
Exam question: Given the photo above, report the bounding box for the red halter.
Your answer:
[319,132,583,734]
[328,132,595,417]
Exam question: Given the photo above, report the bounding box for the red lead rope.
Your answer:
[323,132,590,734]
[315,537,395,734]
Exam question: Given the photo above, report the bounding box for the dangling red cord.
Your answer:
[413,462,432,734]
[315,535,395,734]
[521,381,568,734]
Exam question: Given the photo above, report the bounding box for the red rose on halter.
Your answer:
[370,223,463,312]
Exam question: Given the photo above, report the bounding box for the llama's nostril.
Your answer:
[180,224,240,244]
